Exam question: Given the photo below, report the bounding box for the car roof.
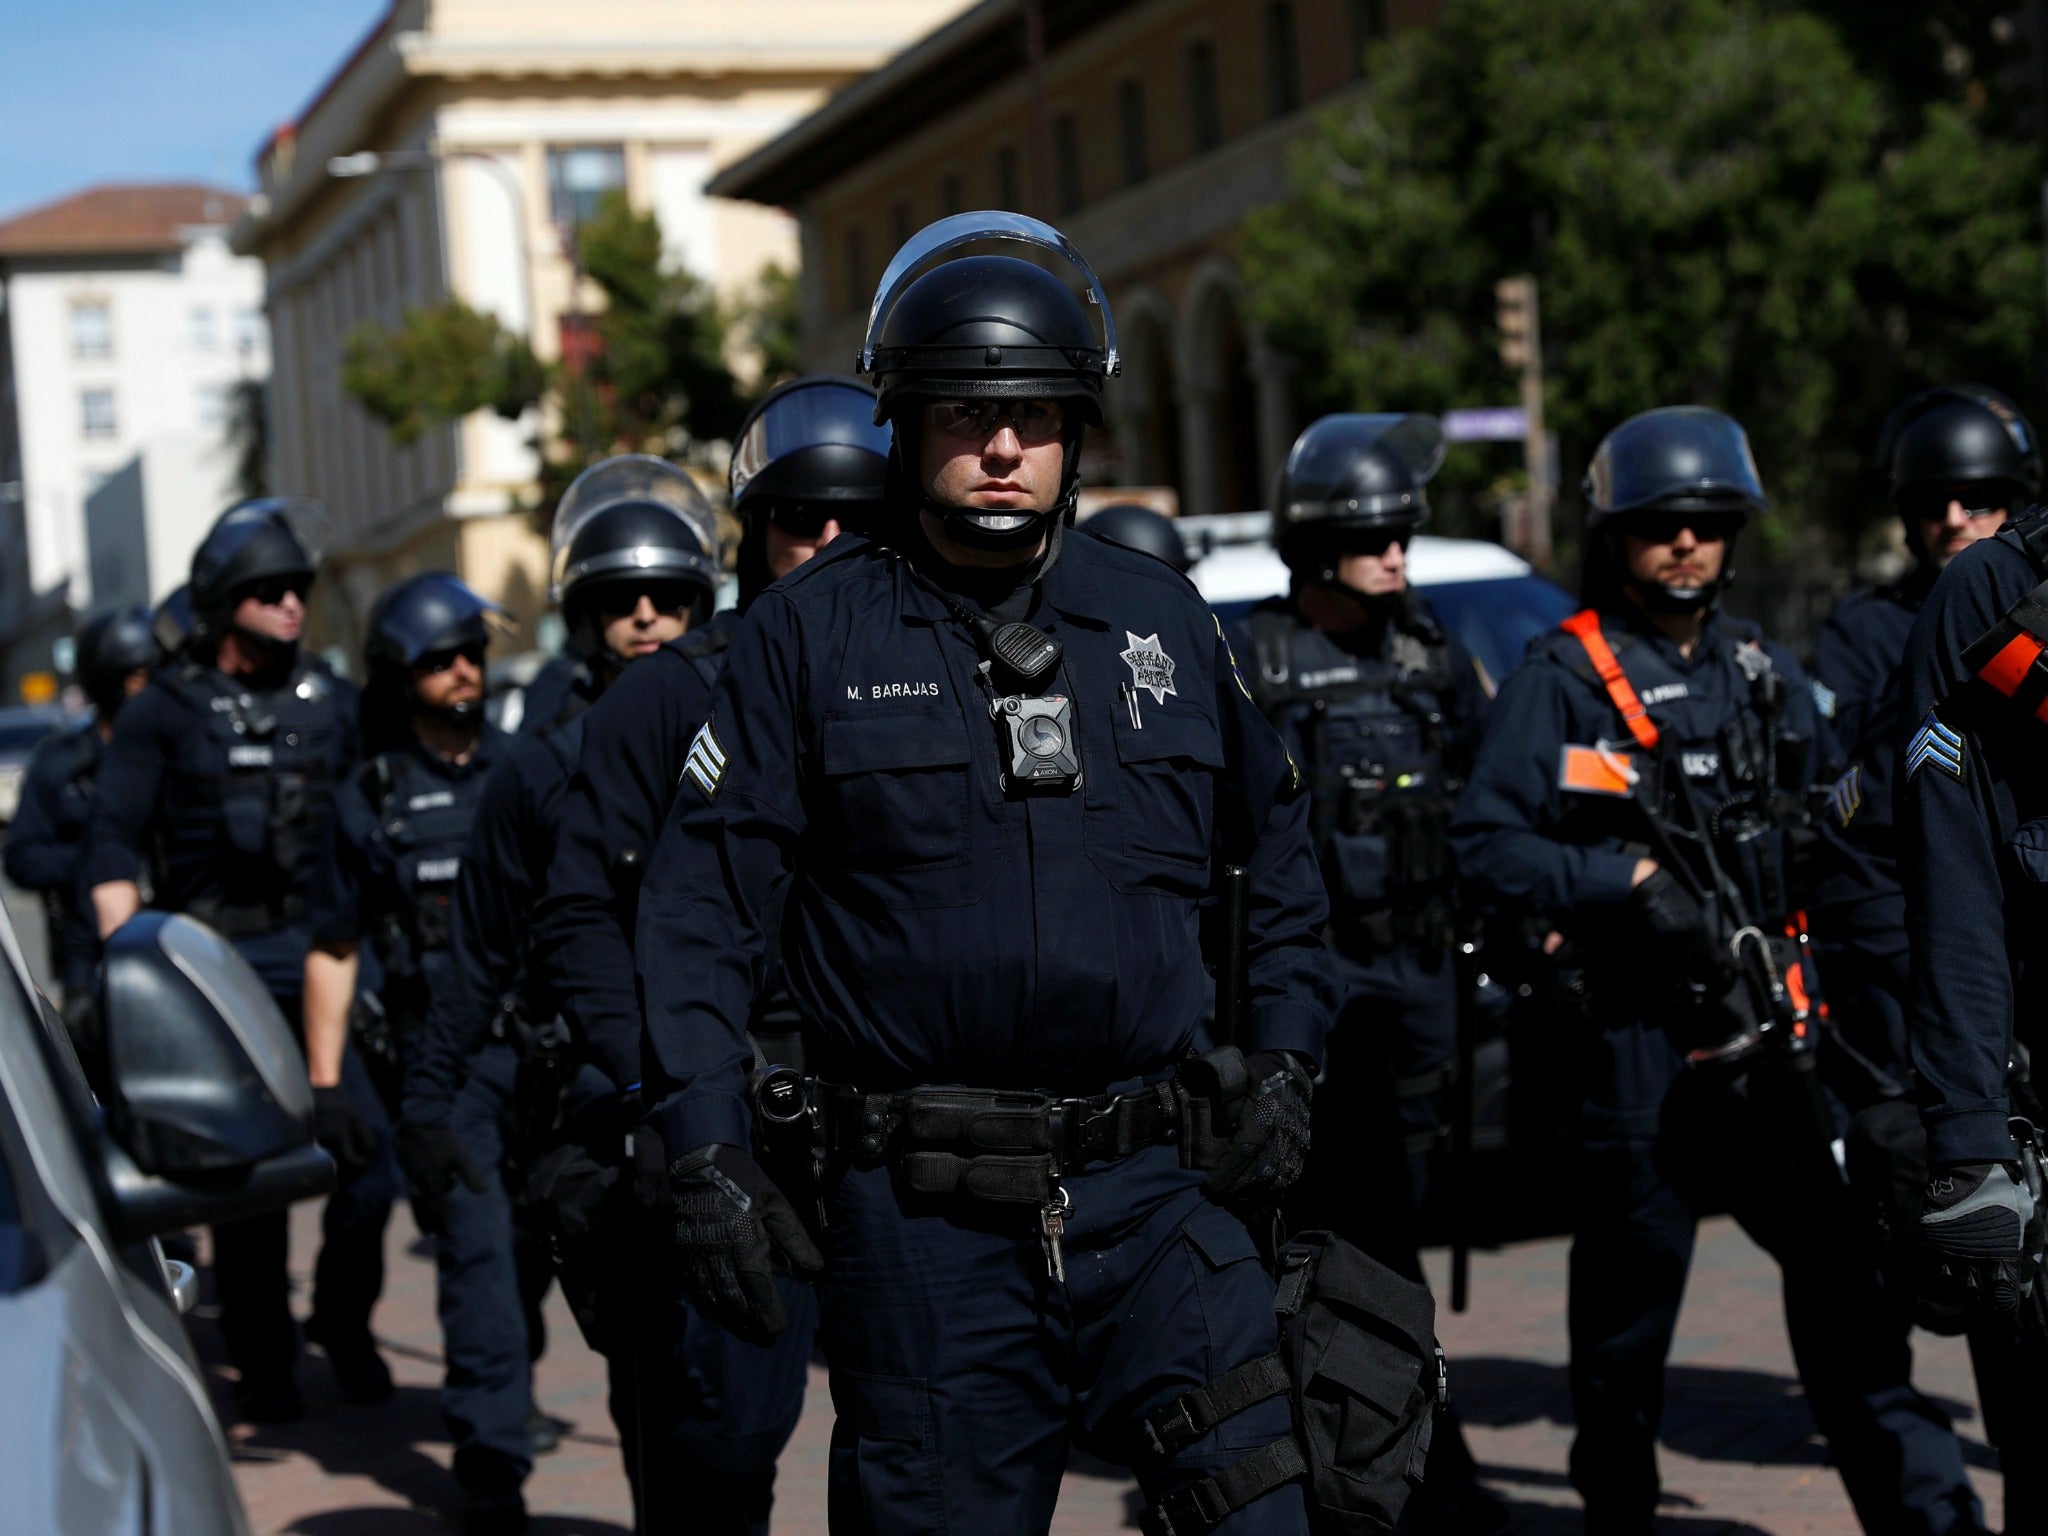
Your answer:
[1180,513,1537,606]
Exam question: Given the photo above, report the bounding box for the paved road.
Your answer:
[215,1199,2003,1534]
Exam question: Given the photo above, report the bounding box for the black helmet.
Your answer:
[731,376,891,602]
[151,584,193,657]
[858,212,1119,550]
[1583,407,1763,613]
[1083,503,1190,574]
[1273,413,1444,587]
[364,572,505,672]
[551,455,720,605]
[189,497,323,640]
[1880,385,2040,514]
[75,605,157,710]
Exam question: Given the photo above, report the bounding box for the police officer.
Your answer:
[532,374,888,1534]
[1896,411,2048,1533]
[1449,408,1986,1536]
[1230,413,1499,1532]
[1084,500,1192,574]
[302,572,511,1404]
[633,213,1335,1532]
[399,457,719,1536]
[5,604,156,1062]
[84,498,374,1424]
[1811,386,2039,1084]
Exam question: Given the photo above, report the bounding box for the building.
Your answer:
[233,0,975,654]
[710,0,1434,521]
[0,184,264,700]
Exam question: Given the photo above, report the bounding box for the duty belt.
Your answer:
[814,1078,1186,1203]
[185,892,306,938]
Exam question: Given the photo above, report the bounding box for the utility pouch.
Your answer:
[1176,1045,1250,1173]
[1141,1230,1445,1536]
[221,786,272,857]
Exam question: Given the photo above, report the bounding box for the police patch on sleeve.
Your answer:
[1811,679,1837,720]
[682,718,728,801]
[1905,712,1964,782]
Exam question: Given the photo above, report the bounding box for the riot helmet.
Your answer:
[1878,385,2040,563]
[1083,503,1191,574]
[151,584,193,658]
[1274,414,1444,593]
[188,497,325,649]
[362,571,504,742]
[75,605,157,712]
[730,375,891,600]
[1582,407,1763,614]
[858,211,1119,552]
[550,455,719,656]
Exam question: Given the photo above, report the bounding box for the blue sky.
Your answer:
[0,2,390,221]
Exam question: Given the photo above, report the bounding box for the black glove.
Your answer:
[1629,867,1730,986]
[1917,1160,2037,1332]
[396,1117,489,1235]
[633,1133,824,1343]
[1204,1051,1314,1203]
[313,1085,383,1179]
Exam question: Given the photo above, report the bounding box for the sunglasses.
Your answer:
[413,642,486,675]
[245,575,310,606]
[1630,512,1741,546]
[1901,488,2005,523]
[928,398,1066,444]
[768,503,837,539]
[595,580,700,620]
[1334,529,1410,558]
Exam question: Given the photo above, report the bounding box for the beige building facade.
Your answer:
[710,0,1436,522]
[234,0,973,653]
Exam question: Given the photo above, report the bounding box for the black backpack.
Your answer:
[1142,1229,1447,1535]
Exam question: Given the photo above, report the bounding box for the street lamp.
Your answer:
[327,148,538,339]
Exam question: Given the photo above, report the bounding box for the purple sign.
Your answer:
[1443,407,1529,443]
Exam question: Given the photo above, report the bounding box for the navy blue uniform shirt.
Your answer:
[535,615,733,1091]
[635,530,1336,1154]
[4,721,103,994]
[1898,517,2048,1166]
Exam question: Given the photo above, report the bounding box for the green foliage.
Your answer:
[729,262,803,392]
[342,299,544,446]
[1242,0,2044,557]
[225,378,269,499]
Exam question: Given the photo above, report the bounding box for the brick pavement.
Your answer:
[216,1201,2004,1534]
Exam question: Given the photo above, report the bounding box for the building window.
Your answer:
[546,145,627,236]
[189,306,217,352]
[844,226,869,316]
[196,383,230,428]
[80,388,116,440]
[234,307,265,356]
[70,301,111,360]
[939,174,964,216]
[1054,111,1084,215]
[1265,2,1303,118]
[1118,79,1150,187]
[1349,0,1390,71]
[995,145,1021,210]
[1187,40,1222,154]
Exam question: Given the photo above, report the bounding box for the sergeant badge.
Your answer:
[1904,712,1964,782]
[683,718,728,801]
[1121,631,1177,705]
[1827,763,1863,827]
[1811,679,1837,720]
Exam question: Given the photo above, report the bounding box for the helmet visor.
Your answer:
[1591,407,1765,514]
[374,573,511,667]
[859,211,1118,378]
[203,496,333,574]
[731,379,894,498]
[550,455,718,598]
[1279,414,1445,521]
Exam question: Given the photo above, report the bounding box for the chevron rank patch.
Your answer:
[682,719,728,801]
[1827,763,1863,827]
[1905,713,1964,782]
[1811,679,1837,720]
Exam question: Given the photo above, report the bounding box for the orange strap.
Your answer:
[1561,610,1662,751]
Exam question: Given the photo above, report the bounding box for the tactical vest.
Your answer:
[354,747,487,1001]
[1245,603,1458,952]
[160,657,343,935]
[1960,509,2048,723]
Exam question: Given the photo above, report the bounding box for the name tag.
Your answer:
[229,744,274,768]
[415,856,461,883]
[408,791,455,811]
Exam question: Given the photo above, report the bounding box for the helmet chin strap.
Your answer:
[905,418,1084,553]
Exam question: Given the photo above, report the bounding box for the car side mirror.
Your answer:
[95,912,333,1242]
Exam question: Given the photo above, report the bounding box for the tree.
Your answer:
[1242,0,2043,562]
[342,299,544,447]
[225,378,270,499]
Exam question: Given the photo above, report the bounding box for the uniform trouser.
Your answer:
[818,1143,1305,1534]
[1568,1023,1983,1536]
[214,930,398,1392]
[435,1039,550,1496]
